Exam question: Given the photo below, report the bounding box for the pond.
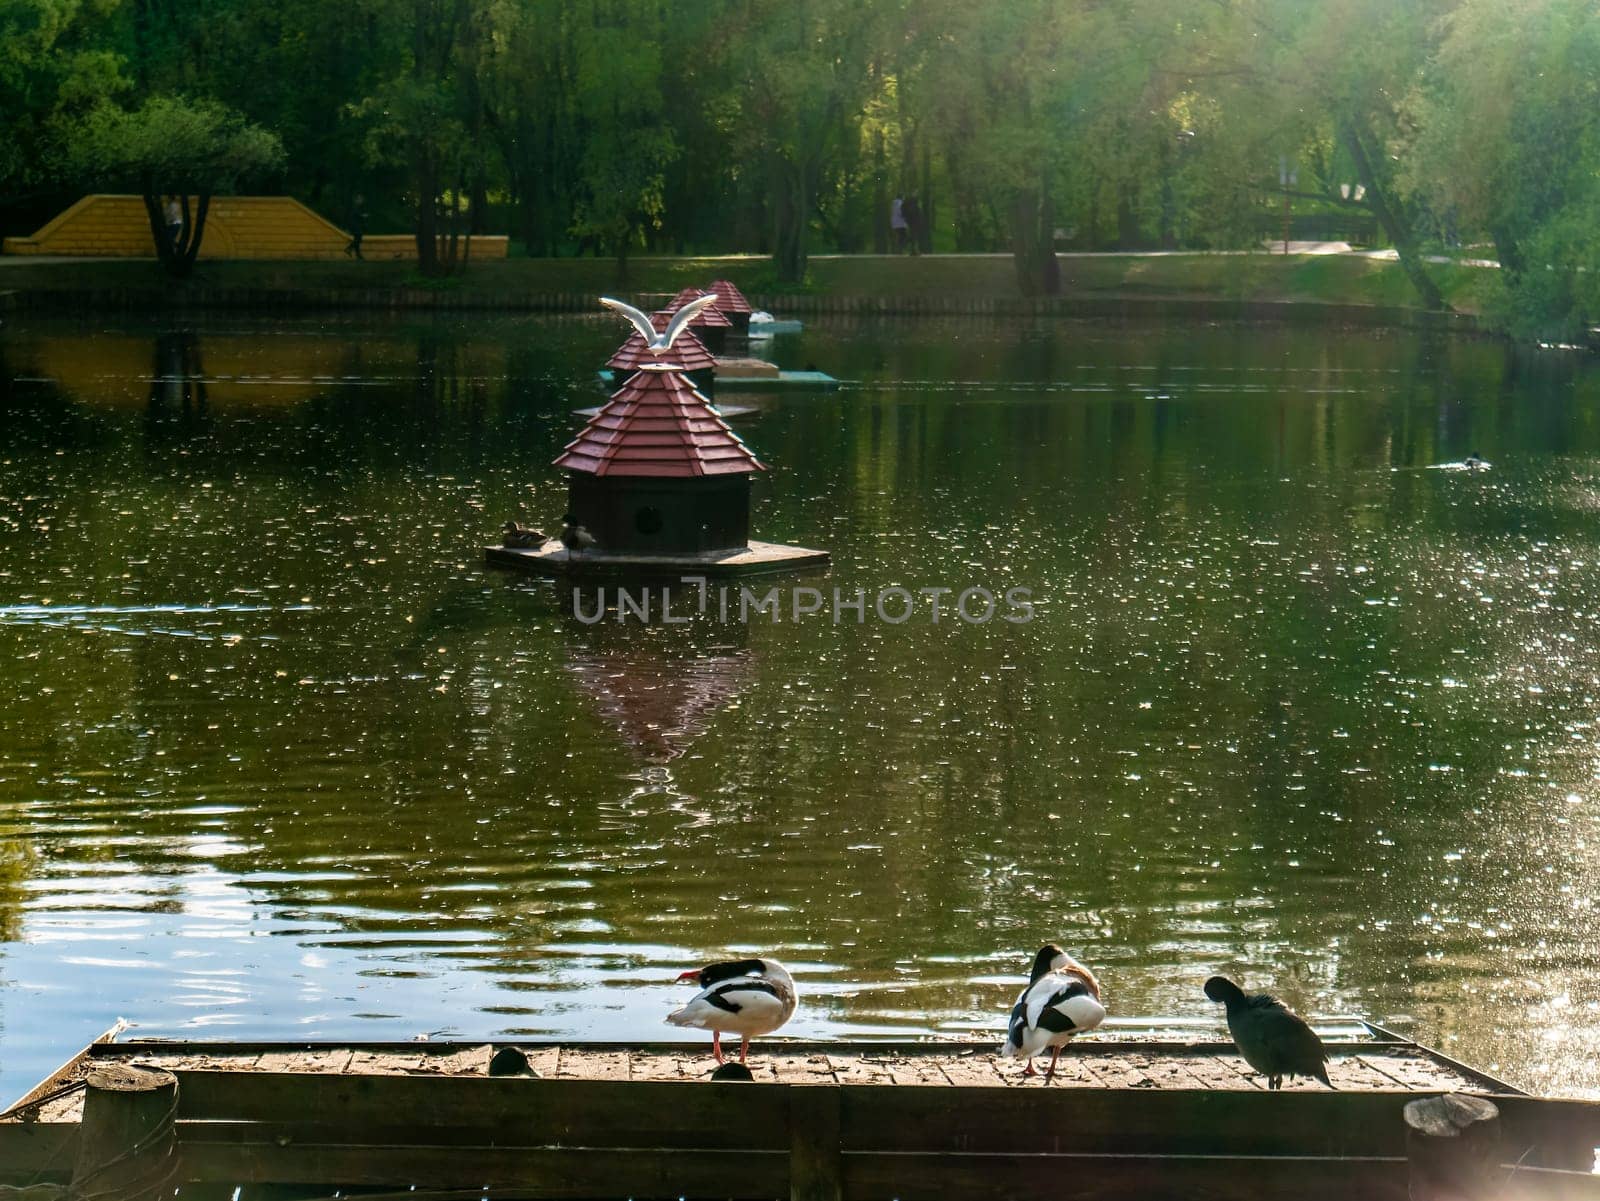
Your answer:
[2,312,1599,1104]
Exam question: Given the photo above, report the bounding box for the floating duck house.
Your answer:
[663,287,732,353]
[706,279,754,336]
[486,303,828,578]
[558,363,762,555]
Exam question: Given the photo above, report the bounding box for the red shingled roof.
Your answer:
[554,364,766,478]
[663,287,732,327]
[605,311,716,371]
[706,279,753,315]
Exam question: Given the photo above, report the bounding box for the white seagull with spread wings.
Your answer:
[599,293,721,355]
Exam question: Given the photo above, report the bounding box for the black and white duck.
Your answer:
[999,944,1106,1081]
[667,957,797,1065]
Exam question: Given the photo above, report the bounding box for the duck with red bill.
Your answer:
[667,957,798,1065]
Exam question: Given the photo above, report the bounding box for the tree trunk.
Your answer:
[1337,117,1445,310]
[1011,186,1059,297]
[178,194,210,276]
[1116,188,1140,249]
[139,187,207,279]
[415,161,440,276]
[872,130,888,255]
[772,156,808,284]
[1489,222,1524,279]
[138,185,176,274]
[918,140,934,254]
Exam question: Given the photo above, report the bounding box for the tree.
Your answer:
[1173,0,1452,309]
[68,95,285,277]
[1402,0,1600,336]
[563,0,678,280]
[718,0,886,284]
[0,0,127,198]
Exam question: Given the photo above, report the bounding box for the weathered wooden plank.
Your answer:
[770,1054,836,1085]
[171,1072,791,1150]
[554,1047,629,1081]
[838,1088,1414,1158]
[880,1054,950,1087]
[179,1142,787,1194]
[789,1087,841,1201]
[252,1049,353,1074]
[1502,1164,1600,1201]
[1332,1055,1409,1091]
[936,1053,1011,1089]
[408,1045,491,1075]
[1494,1097,1600,1172]
[626,1051,705,1082]
[0,1124,79,1182]
[840,1152,1408,1201]
[823,1054,895,1087]
[519,1045,562,1079]
[345,1049,425,1075]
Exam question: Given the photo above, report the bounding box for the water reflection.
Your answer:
[1,314,1599,1101]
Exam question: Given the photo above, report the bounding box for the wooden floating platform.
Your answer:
[4,1036,1597,1201]
[485,538,831,578]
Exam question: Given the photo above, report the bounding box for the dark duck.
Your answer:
[999,945,1106,1080]
[557,513,597,555]
[1204,975,1333,1089]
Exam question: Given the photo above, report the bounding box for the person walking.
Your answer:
[890,196,908,253]
[902,194,924,256]
[345,193,367,260]
[163,196,184,253]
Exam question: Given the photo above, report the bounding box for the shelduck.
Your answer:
[999,944,1106,1080]
[667,957,797,1064]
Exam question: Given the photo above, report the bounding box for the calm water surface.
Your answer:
[2,313,1599,1102]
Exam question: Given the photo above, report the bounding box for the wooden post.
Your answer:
[789,1085,842,1201]
[1404,1093,1501,1201]
[70,1064,178,1201]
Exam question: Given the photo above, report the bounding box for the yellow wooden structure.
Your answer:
[2,195,507,260]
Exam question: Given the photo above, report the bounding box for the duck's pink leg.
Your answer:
[1022,1059,1037,1077]
[712,1032,725,1064]
[739,1037,750,1064]
[1045,1047,1063,1082]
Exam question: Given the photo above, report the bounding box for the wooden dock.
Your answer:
[3,1035,1597,1201]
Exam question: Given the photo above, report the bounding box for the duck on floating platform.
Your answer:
[501,521,547,549]
[999,944,1106,1081]
[1204,975,1333,1090]
[667,957,797,1065]
[557,513,597,555]
[1465,450,1489,470]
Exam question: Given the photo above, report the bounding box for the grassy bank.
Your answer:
[0,250,1495,315]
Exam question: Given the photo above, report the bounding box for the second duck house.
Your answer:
[555,360,764,555]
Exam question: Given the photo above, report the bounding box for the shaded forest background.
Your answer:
[3,0,1599,333]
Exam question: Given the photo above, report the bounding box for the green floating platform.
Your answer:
[596,368,839,392]
[718,370,840,392]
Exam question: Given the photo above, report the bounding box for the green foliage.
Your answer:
[1403,0,1600,337]
[67,94,284,192]
[1,0,1596,326]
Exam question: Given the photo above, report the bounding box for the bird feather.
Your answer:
[598,296,660,346]
[660,293,720,350]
